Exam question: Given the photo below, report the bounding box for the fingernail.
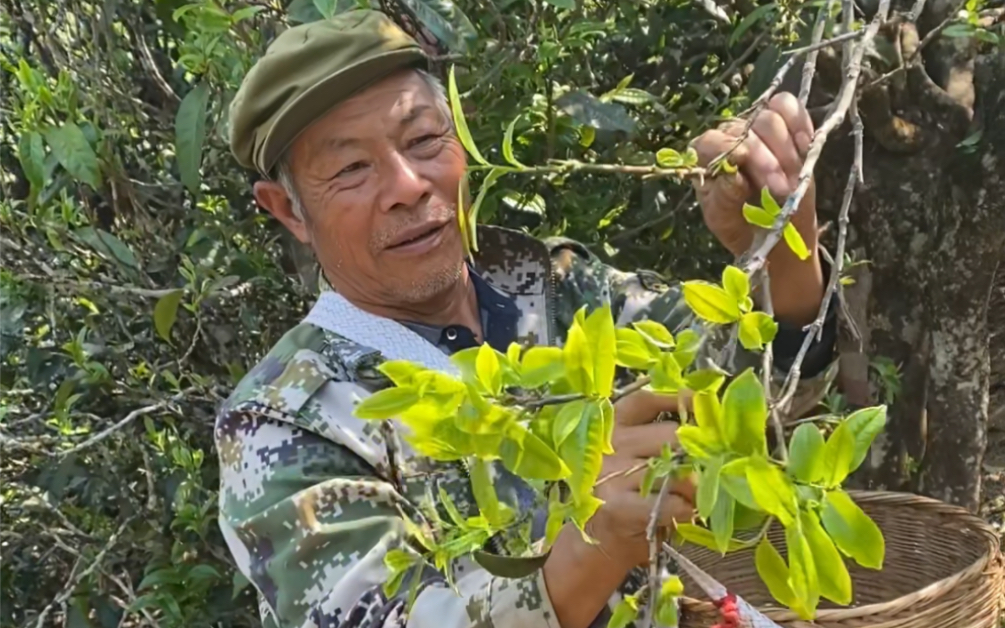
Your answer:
[796,132,811,156]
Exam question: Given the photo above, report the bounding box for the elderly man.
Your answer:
[218,9,838,628]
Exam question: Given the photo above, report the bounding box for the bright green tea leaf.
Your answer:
[153,289,184,343]
[743,203,775,228]
[559,405,605,507]
[676,425,721,459]
[585,306,617,398]
[633,319,675,349]
[722,265,750,303]
[788,424,826,483]
[656,147,684,168]
[821,421,856,487]
[697,457,723,520]
[500,429,569,480]
[447,65,489,166]
[655,578,680,626]
[520,346,564,388]
[746,457,797,526]
[722,368,768,456]
[45,122,102,189]
[821,490,885,569]
[563,323,594,395]
[843,406,887,470]
[685,369,726,393]
[738,312,765,350]
[650,353,684,393]
[785,525,820,620]
[552,399,587,448]
[682,281,741,324]
[801,510,852,605]
[502,116,525,169]
[693,389,724,440]
[354,388,420,420]
[379,360,427,387]
[175,82,210,195]
[783,223,811,260]
[710,489,736,554]
[607,596,639,628]
[676,524,745,552]
[475,342,503,396]
[761,187,781,216]
[755,537,798,608]
[470,458,504,526]
[615,330,654,370]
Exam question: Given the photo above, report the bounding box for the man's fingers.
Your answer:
[614,389,689,426]
[690,128,750,170]
[612,422,680,458]
[655,494,695,528]
[751,110,803,183]
[767,92,814,156]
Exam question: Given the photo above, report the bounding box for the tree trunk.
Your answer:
[815,25,1005,512]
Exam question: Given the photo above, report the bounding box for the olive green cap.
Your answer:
[229,10,429,176]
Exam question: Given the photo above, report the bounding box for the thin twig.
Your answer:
[759,272,788,462]
[642,475,672,628]
[799,0,836,104]
[56,393,185,457]
[866,0,966,89]
[742,0,891,276]
[34,518,132,628]
[774,95,863,415]
[517,375,653,409]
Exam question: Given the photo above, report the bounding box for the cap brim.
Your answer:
[258,47,429,176]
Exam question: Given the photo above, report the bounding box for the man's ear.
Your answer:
[253,180,311,244]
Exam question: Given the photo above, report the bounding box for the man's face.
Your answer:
[256,69,468,307]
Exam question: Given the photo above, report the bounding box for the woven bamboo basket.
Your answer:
[677,491,1005,628]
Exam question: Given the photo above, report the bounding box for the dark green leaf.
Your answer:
[287,0,323,23]
[821,490,885,569]
[544,0,576,8]
[788,423,826,483]
[555,91,637,134]
[402,0,478,53]
[730,3,776,47]
[154,289,184,343]
[44,123,102,189]
[473,549,550,578]
[175,82,210,195]
[722,368,768,455]
[18,130,46,193]
[74,227,139,269]
[749,46,783,100]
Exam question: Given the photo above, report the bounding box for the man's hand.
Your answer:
[543,390,695,628]
[690,92,824,325]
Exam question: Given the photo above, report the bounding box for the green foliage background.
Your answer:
[1,0,1000,627]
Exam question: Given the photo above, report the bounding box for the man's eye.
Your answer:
[336,162,365,178]
[410,134,441,148]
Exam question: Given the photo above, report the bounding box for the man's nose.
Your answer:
[379,151,431,212]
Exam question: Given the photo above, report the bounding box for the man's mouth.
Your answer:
[385,222,447,251]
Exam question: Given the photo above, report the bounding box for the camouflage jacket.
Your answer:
[215,225,839,628]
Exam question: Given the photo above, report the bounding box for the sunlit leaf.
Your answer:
[783,223,812,260]
[656,147,684,168]
[676,523,745,552]
[552,399,587,448]
[475,342,503,396]
[755,537,798,608]
[607,595,639,628]
[676,425,721,459]
[743,203,775,228]
[721,368,768,456]
[785,525,820,620]
[745,457,797,526]
[585,306,616,398]
[821,420,856,487]
[354,388,420,420]
[500,428,569,480]
[761,187,782,216]
[788,424,826,483]
[821,490,884,569]
[615,329,655,370]
[560,402,605,508]
[175,82,210,195]
[632,320,674,348]
[18,130,46,194]
[843,406,887,470]
[563,322,594,395]
[378,361,427,387]
[502,116,526,168]
[470,458,506,527]
[447,65,489,165]
[520,346,564,388]
[682,281,741,324]
[697,456,722,520]
[154,289,184,343]
[693,389,724,439]
[710,489,736,554]
[801,510,851,605]
[722,265,750,303]
[655,575,682,625]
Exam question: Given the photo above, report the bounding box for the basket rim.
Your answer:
[678,489,1004,622]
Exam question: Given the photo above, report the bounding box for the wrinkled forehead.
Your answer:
[293,69,444,156]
